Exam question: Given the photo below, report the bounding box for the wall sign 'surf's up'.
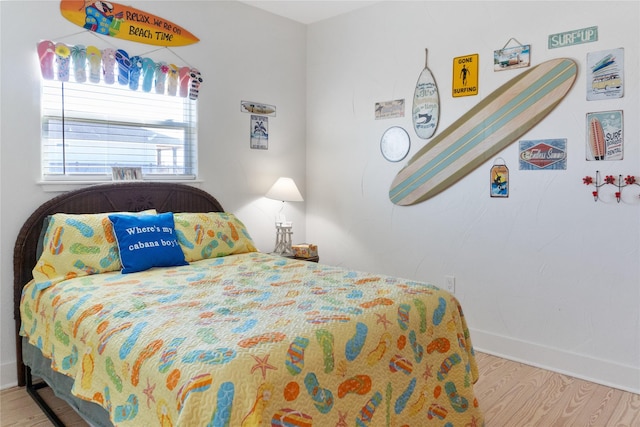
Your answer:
[390,58,577,206]
[548,26,598,49]
[60,1,199,46]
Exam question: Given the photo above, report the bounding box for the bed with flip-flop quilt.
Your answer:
[14,183,484,426]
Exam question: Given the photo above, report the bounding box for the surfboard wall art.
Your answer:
[60,1,199,47]
[588,116,606,160]
[390,58,578,206]
[412,49,440,139]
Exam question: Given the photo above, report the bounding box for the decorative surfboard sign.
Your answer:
[241,101,276,117]
[412,49,439,139]
[390,58,578,206]
[60,1,199,47]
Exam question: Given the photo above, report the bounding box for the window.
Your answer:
[41,80,197,180]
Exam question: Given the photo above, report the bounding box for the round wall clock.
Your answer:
[380,126,411,162]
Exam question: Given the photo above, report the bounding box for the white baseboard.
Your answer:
[470,328,640,394]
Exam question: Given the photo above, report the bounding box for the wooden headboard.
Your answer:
[13,182,224,385]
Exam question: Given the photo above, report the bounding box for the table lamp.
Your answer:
[265,177,303,256]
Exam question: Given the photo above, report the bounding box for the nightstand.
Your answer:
[292,255,319,263]
[272,253,319,263]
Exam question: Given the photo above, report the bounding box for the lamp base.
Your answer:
[271,222,294,256]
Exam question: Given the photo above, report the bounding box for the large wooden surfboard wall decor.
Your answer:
[390,58,578,206]
[60,1,199,47]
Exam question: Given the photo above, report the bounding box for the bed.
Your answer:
[14,182,484,426]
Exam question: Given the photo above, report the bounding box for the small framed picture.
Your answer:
[586,110,623,161]
[375,99,405,120]
[250,115,269,150]
[586,48,624,101]
[112,167,142,181]
[494,44,530,71]
[490,160,509,197]
[519,139,567,170]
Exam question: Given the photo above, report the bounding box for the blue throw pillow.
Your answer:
[108,212,188,274]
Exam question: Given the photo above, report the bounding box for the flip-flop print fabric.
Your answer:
[21,252,484,426]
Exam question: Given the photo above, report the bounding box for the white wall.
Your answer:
[0,1,306,388]
[306,1,640,392]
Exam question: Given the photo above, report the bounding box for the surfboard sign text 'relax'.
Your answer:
[60,1,199,47]
[390,58,577,206]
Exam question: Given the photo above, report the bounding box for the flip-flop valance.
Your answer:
[37,40,203,100]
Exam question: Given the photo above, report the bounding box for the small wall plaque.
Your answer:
[548,26,598,49]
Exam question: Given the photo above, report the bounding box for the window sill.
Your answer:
[37,179,204,193]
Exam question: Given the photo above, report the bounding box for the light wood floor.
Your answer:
[474,352,640,426]
[1,352,639,426]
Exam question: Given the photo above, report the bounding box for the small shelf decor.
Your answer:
[583,171,639,202]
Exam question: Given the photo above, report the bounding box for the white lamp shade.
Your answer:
[265,177,304,202]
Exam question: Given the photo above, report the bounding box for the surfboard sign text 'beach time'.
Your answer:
[60,1,199,47]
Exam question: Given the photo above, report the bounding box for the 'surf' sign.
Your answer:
[548,26,598,49]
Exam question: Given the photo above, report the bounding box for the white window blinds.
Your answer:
[41,79,197,179]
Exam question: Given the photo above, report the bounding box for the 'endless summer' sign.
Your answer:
[60,0,199,46]
[548,26,598,49]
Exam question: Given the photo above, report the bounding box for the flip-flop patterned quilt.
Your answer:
[21,252,484,426]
